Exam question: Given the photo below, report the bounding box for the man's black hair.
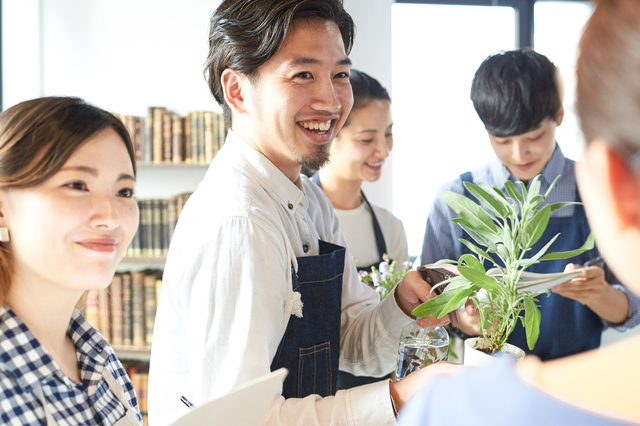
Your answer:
[470,49,561,138]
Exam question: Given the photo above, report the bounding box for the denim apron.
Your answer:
[311,173,390,389]
[460,172,602,360]
[269,240,345,398]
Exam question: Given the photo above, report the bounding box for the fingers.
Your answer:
[464,299,477,316]
[416,316,449,328]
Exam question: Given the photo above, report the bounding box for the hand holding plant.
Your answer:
[412,175,594,353]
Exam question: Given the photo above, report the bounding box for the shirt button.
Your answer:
[288,202,294,210]
[303,244,309,253]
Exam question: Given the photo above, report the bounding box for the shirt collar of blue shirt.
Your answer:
[0,305,111,392]
[491,143,566,190]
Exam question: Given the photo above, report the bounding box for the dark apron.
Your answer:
[269,240,344,398]
[311,172,390,389]
[460,171,602,360]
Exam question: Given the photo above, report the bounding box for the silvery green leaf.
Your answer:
[459,238,493,261]
[524,297,541,350]
[522,204,552,248]
[502,225,514,253]
[496,243,510,260]
[548,202,582,212]
[460,254,485,273]
[544,174,562,198]
[512,258,540,268]
[412,291,457,317]
[492,184,509,200]
[453,219,499,250]
[463,182,506,218]
[439,287,475,318]
[528,175,541,200]
[516,180,528,200]
[442,191,499,236]
[530,233,560,261]
[504,180,523,202]
[441,275,472,293]
[540,232,595,260]
[458,266,499,291]
[478,182,513,210]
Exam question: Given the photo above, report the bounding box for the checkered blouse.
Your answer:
[0,305,142,425]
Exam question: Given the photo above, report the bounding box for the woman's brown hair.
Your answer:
[0,96,135,303]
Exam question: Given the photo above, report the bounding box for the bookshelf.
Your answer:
[82,107,221,365]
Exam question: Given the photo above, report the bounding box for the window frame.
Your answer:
[395,0,587,49]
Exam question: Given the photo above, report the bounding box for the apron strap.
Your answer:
[312,172,388,261]
[102,368,142,425]
[360,190,387,260]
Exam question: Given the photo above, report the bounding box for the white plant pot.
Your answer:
[463,337,525,367]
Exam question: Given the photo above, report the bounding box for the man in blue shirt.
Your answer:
[420,49,639,360]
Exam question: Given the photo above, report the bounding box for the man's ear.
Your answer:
[221,68,248,117]
[555,104,565,127]
[605,143,640,229]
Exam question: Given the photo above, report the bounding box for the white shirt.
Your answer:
[148,131,413,426]
[334,202,409,269]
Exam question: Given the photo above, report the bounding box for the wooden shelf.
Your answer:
[113,345,152,361]
[121,255,166,263]
[137,162,209,170]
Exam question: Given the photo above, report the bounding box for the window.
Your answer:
[392,0,593,256]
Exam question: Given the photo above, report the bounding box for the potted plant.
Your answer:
[412,175,594,365]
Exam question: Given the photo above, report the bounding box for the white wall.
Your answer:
[343,0,395,211]
[39,0,220,116]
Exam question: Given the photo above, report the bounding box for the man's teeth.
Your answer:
[301,121,332,131]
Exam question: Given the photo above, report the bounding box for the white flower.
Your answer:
[379,261,390,274]
[371,272,381,286]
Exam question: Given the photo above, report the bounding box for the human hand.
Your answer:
[551,263,607,305]
[455,302,483,336]
[389,361,463,412]
[395,270,451,327]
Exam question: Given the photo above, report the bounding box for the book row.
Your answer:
[116,107,228,165]
[126,194,191,258]
[83,270,163,348]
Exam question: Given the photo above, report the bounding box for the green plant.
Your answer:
[412,175,594,353]
[359,254,411,300]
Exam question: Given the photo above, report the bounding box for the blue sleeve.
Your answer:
[605,284,640,331]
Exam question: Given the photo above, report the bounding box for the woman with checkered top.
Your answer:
[0,97,142,425]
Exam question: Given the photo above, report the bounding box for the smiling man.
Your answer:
[420,49,640,361]
[148,1,456,425]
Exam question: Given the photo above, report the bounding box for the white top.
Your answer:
[334,202,409,269]
[148,130,413,426]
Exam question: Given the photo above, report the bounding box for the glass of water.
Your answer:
[394,320,449,380]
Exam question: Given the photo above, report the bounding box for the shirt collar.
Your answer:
[0,305,110,392]
[490,143,565,189]
[224,130,308,215]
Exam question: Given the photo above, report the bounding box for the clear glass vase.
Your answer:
[394,319,449,380]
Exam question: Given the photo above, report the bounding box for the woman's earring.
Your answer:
[0,227,9,242]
